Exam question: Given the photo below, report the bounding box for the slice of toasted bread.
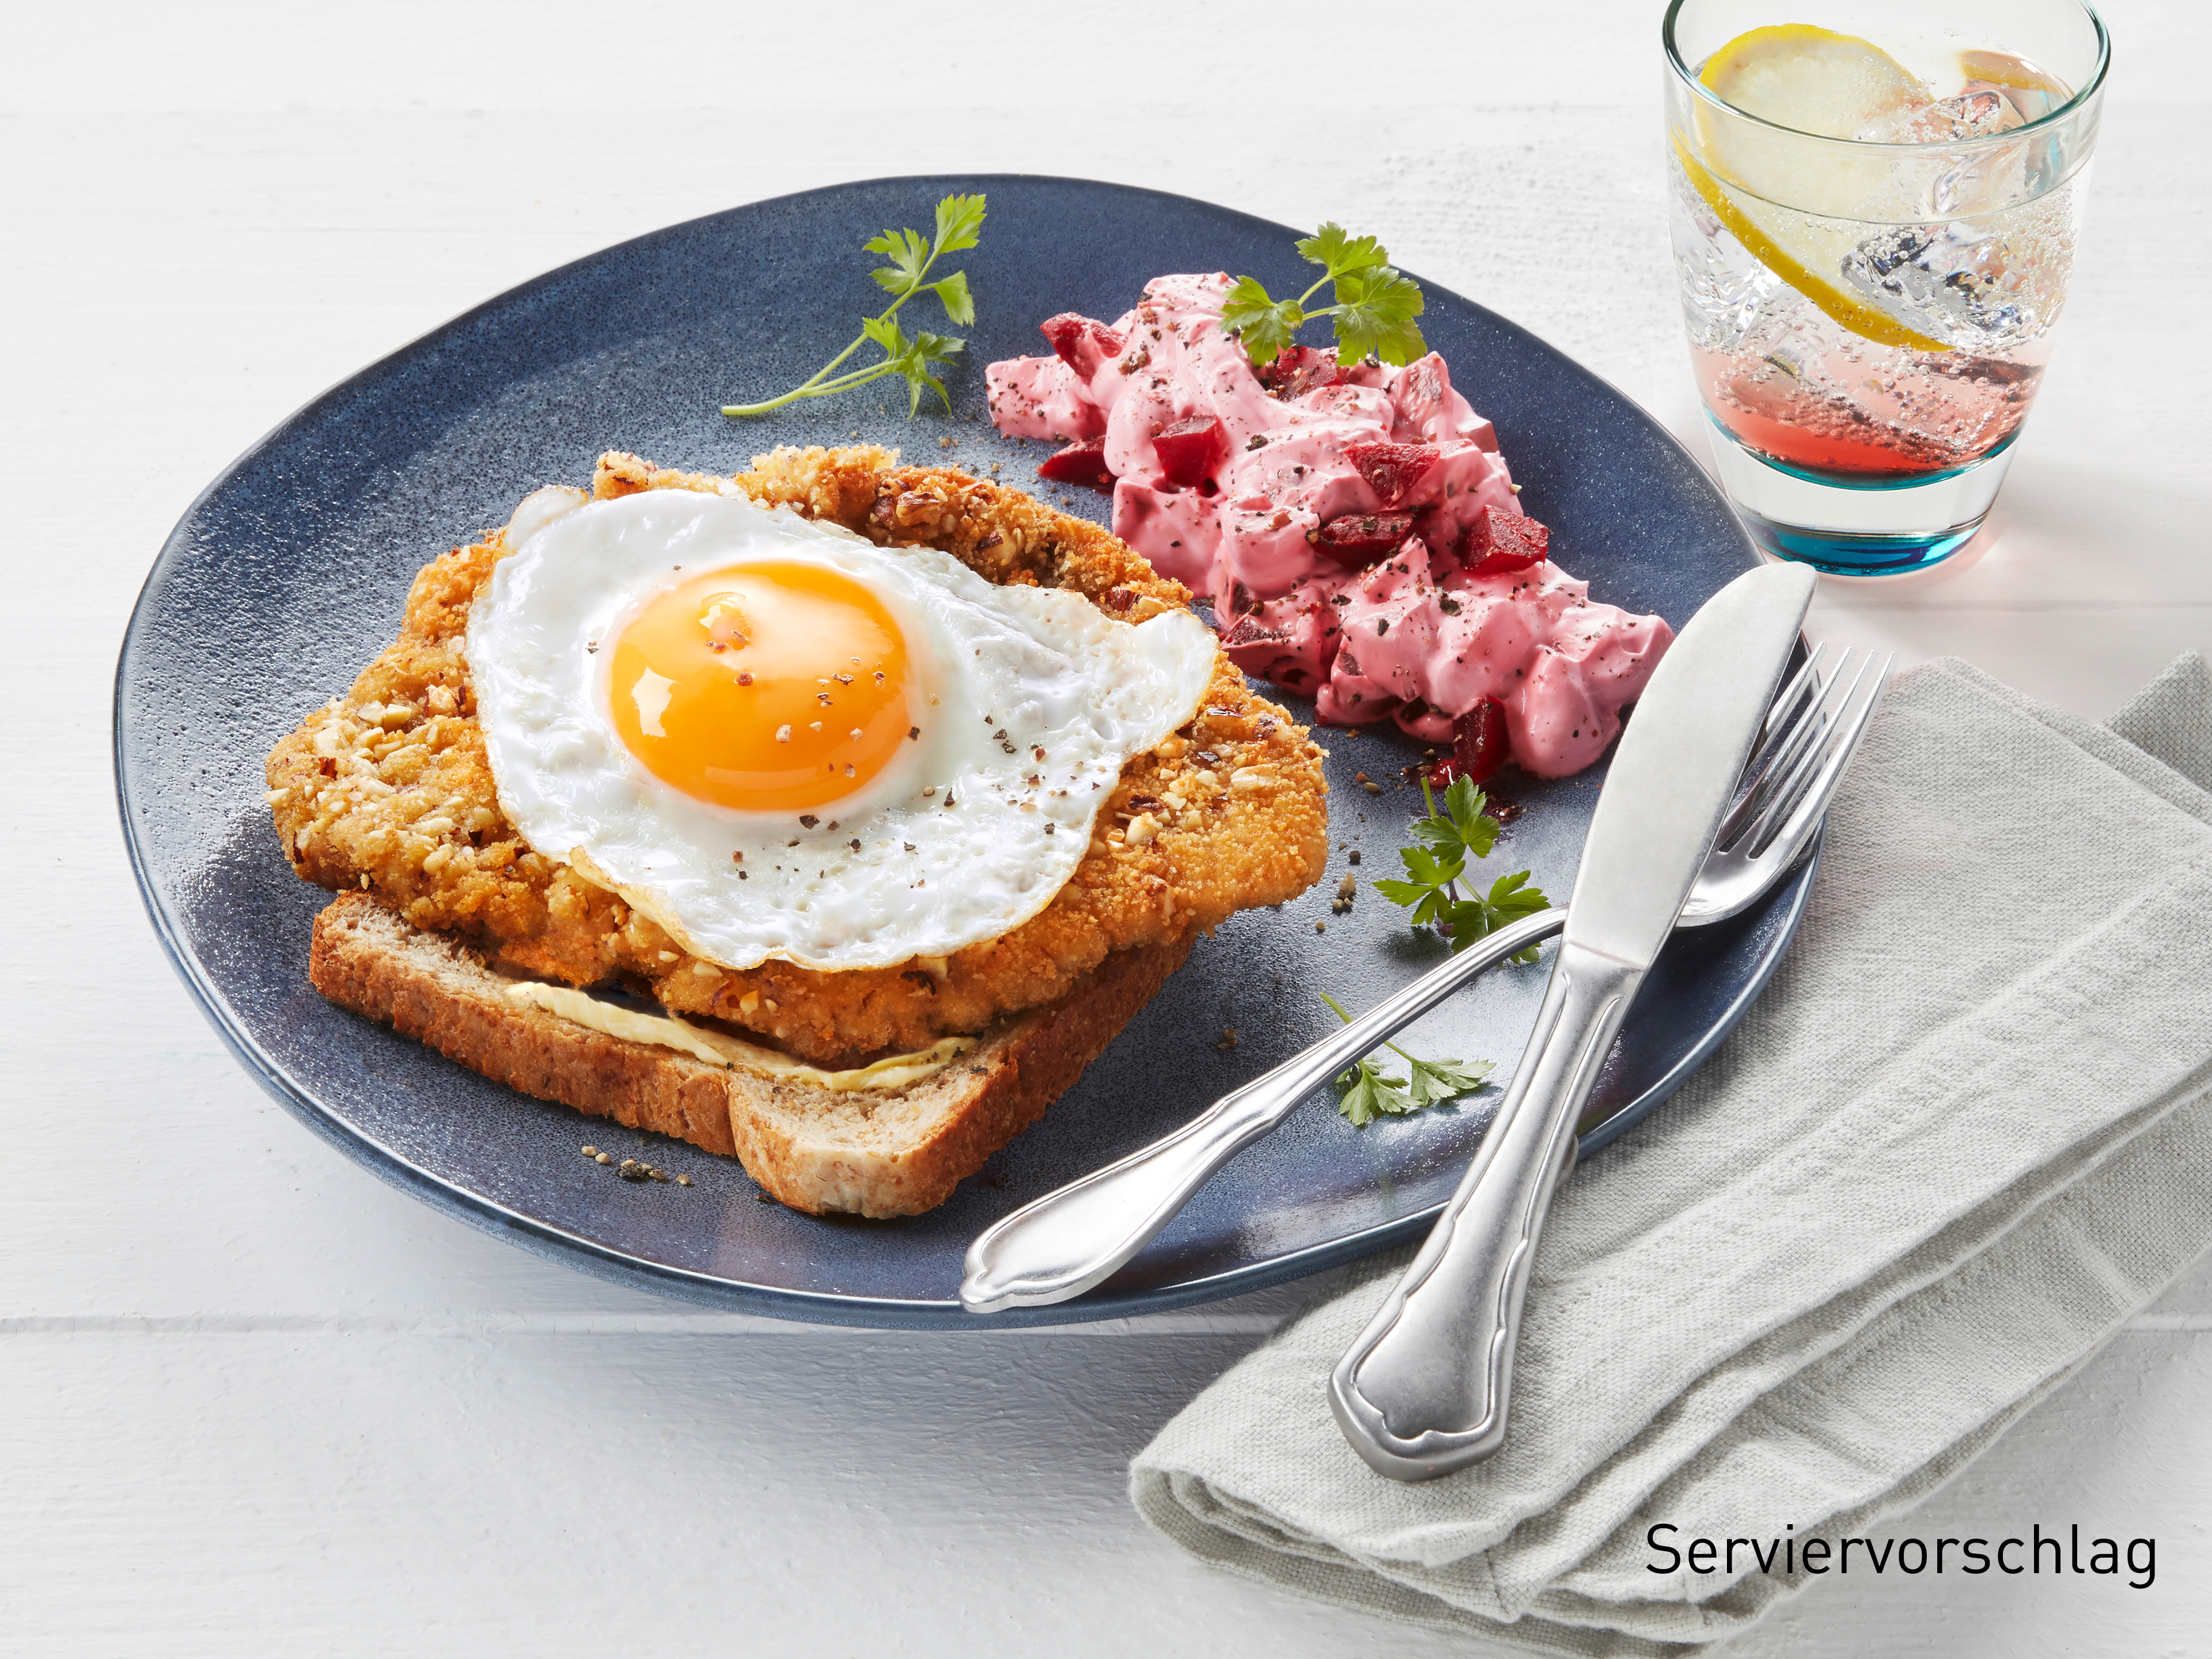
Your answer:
[309,890,1191,1218]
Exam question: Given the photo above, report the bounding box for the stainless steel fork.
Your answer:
[957,647,1894,1315]
[1680,645,1891,922]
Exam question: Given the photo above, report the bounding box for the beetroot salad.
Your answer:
[986,272,1672,782]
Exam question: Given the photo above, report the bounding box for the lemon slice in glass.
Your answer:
[1679,24,1952,353]
[1701,24,1924,138]
[1959,47,2072,120]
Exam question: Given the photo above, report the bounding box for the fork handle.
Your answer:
[958,907,1566,1313]
[1329,940,1641,1479]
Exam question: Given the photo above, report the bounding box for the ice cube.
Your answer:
[1838,221,2039,349]
[1672,172,1790,351]
[1874,89,2022,145]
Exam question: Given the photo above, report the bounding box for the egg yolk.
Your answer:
[609,561,912,812]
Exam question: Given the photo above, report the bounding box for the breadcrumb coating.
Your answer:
[266,446,1329,1066]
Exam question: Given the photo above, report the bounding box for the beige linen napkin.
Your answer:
[1132,654,2212,1656]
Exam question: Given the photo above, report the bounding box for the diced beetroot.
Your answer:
[1037,437,1115,494]
[1152,415,1228,488]
[1219,612,1285,649]
[1422,696,1513,787]
[1258,346,1345,400]
[1309,512,1416,569]
[1455,696,1513,782]
[1462,506,1549,574]
[1346,441,1442,509]
[1039,312,1125,370]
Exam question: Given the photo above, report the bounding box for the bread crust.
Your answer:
[310,890,1192,1218]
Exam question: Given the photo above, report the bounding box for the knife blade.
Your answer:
[1568,562,1820,967]
[1327,560,1816,1480]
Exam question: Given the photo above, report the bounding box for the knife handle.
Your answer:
[1328,940,1641,1480]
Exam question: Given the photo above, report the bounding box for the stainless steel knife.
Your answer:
[1328,560,1817,1481]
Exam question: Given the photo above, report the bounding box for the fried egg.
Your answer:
[468,488,1214,971]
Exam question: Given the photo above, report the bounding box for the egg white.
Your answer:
[467,489,1215,972]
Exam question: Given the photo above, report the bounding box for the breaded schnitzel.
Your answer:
[266,445,1330,1068]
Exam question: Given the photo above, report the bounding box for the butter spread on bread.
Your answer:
[503,981,975,1091]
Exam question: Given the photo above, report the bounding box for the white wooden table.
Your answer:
[7,2,2207,1651]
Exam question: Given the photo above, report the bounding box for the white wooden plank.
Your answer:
[1,1325,2205,1656]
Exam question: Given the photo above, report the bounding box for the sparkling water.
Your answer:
[1671,80,2083,482]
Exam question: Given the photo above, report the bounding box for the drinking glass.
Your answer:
[1664,0,2109,575]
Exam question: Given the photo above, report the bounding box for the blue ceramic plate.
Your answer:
[117,175,1808,1328]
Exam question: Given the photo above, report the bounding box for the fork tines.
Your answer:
[1716,645,1896,858]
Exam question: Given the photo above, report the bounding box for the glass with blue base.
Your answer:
[1665,0,2108,575]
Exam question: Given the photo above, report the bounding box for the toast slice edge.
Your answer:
[308,891,1194,1218]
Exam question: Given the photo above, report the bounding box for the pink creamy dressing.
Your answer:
[985,272,1671,778]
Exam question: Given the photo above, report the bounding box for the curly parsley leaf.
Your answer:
[866,226,933,295]
[1392,842,1467,893]
[724,192,984,419]
[1444,870,1552,963]
[928,268,975,328]
[858,316,965,415]
[1486,869,1546,915]
[1413,775,1500,862]
[1370,874,1436,910]
[1222,220,1429,370]
[1406,1053,1495,1107]
[1221,277,1306,367]
[1296,222,1391,282]
[1331,266,1428,366]
[1321,993,1493,1125]
[933,191,988,255]
[1337,1056,1415,1127]
[1374,776,1552,959]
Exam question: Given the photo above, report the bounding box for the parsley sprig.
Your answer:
[1320,993,1495,1126]
[1221,222,1429,370]
[722,193,986,419]
[1372,775,1553,963]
